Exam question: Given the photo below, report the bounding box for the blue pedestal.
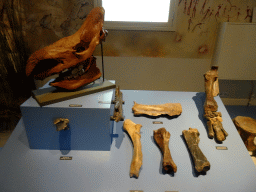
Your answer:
[20,88,115,151]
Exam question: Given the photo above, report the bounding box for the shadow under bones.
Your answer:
[192,93,209,136]
[133,114,181,120]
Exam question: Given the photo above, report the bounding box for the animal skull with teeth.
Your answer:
[26,7,107,90]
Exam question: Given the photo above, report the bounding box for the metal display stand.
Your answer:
[1,90,256,192]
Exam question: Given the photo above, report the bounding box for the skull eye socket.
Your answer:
[76,46,85,53]
[74,42,90,53]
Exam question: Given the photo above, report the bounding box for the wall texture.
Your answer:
[16,0,256,58]
[95,56,211,92]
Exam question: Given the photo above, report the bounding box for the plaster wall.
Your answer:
[96,56,211,92]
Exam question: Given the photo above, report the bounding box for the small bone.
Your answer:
[204,66,228,142]
[182,128,210,173]
[110,86,125,122]
[123,119,143,178]
[132,102,182,117]
[153,128,177,173]
[54,118,69,131]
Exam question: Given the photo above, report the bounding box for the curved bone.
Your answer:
[26,7,107,90]
[182,128,210,173]
[123,119,143,178]
[204,66,228,142]
[153,128,177,173]
[132,102,182,117]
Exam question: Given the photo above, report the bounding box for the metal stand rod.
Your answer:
[101,42,105,82]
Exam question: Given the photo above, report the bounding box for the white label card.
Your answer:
[69,104,82,107]
[153,121,163,124]
[98,101,111,104]
[216,146,228,150]
[60,156,72,160]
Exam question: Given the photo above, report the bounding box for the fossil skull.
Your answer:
[26,7,107,90]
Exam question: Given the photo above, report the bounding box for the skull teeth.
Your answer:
[61,63,87,80]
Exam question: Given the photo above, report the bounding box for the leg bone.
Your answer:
[204,66,228,142]
[182,128,210,173]
[123,119,143,178]
[153,128,177,173]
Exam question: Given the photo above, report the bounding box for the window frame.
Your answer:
[94,0,177,31]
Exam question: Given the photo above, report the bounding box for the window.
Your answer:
[94,0,177,31]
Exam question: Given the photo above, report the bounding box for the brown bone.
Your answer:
[54,118,69,131]
[132,102,182,117]
[26,7,107,90]
[182,128,210,173]
[233,116,256,152]
[123,119,143,178]
[110,86,125,122]
[204,66,228,142]
[153,128,177,173]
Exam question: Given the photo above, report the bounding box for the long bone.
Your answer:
[153,128,177,173]
[204,66,228,142]
[123,119,143,178]
[182,128,210,173]
[132,102,182,117]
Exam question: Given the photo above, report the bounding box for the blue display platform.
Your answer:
[1,90,256,192]
[20,86,115,151]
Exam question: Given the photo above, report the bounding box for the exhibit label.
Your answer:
[60,156,72,160]
[69,104,82,107]
[153,121,163,124]
[216,146,228,150]
[98,101,111,104]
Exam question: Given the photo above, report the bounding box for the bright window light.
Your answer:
[94,0,177,31]
[102,0,170,22]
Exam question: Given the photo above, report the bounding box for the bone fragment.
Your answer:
[110,86,125,122]
[204,66,228,142]
[153,128,177,173]
[233,116,256,152]
[182,128,210,173]
[123,119,143,178]
[54,118,69,131]
[132,102,182,117]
